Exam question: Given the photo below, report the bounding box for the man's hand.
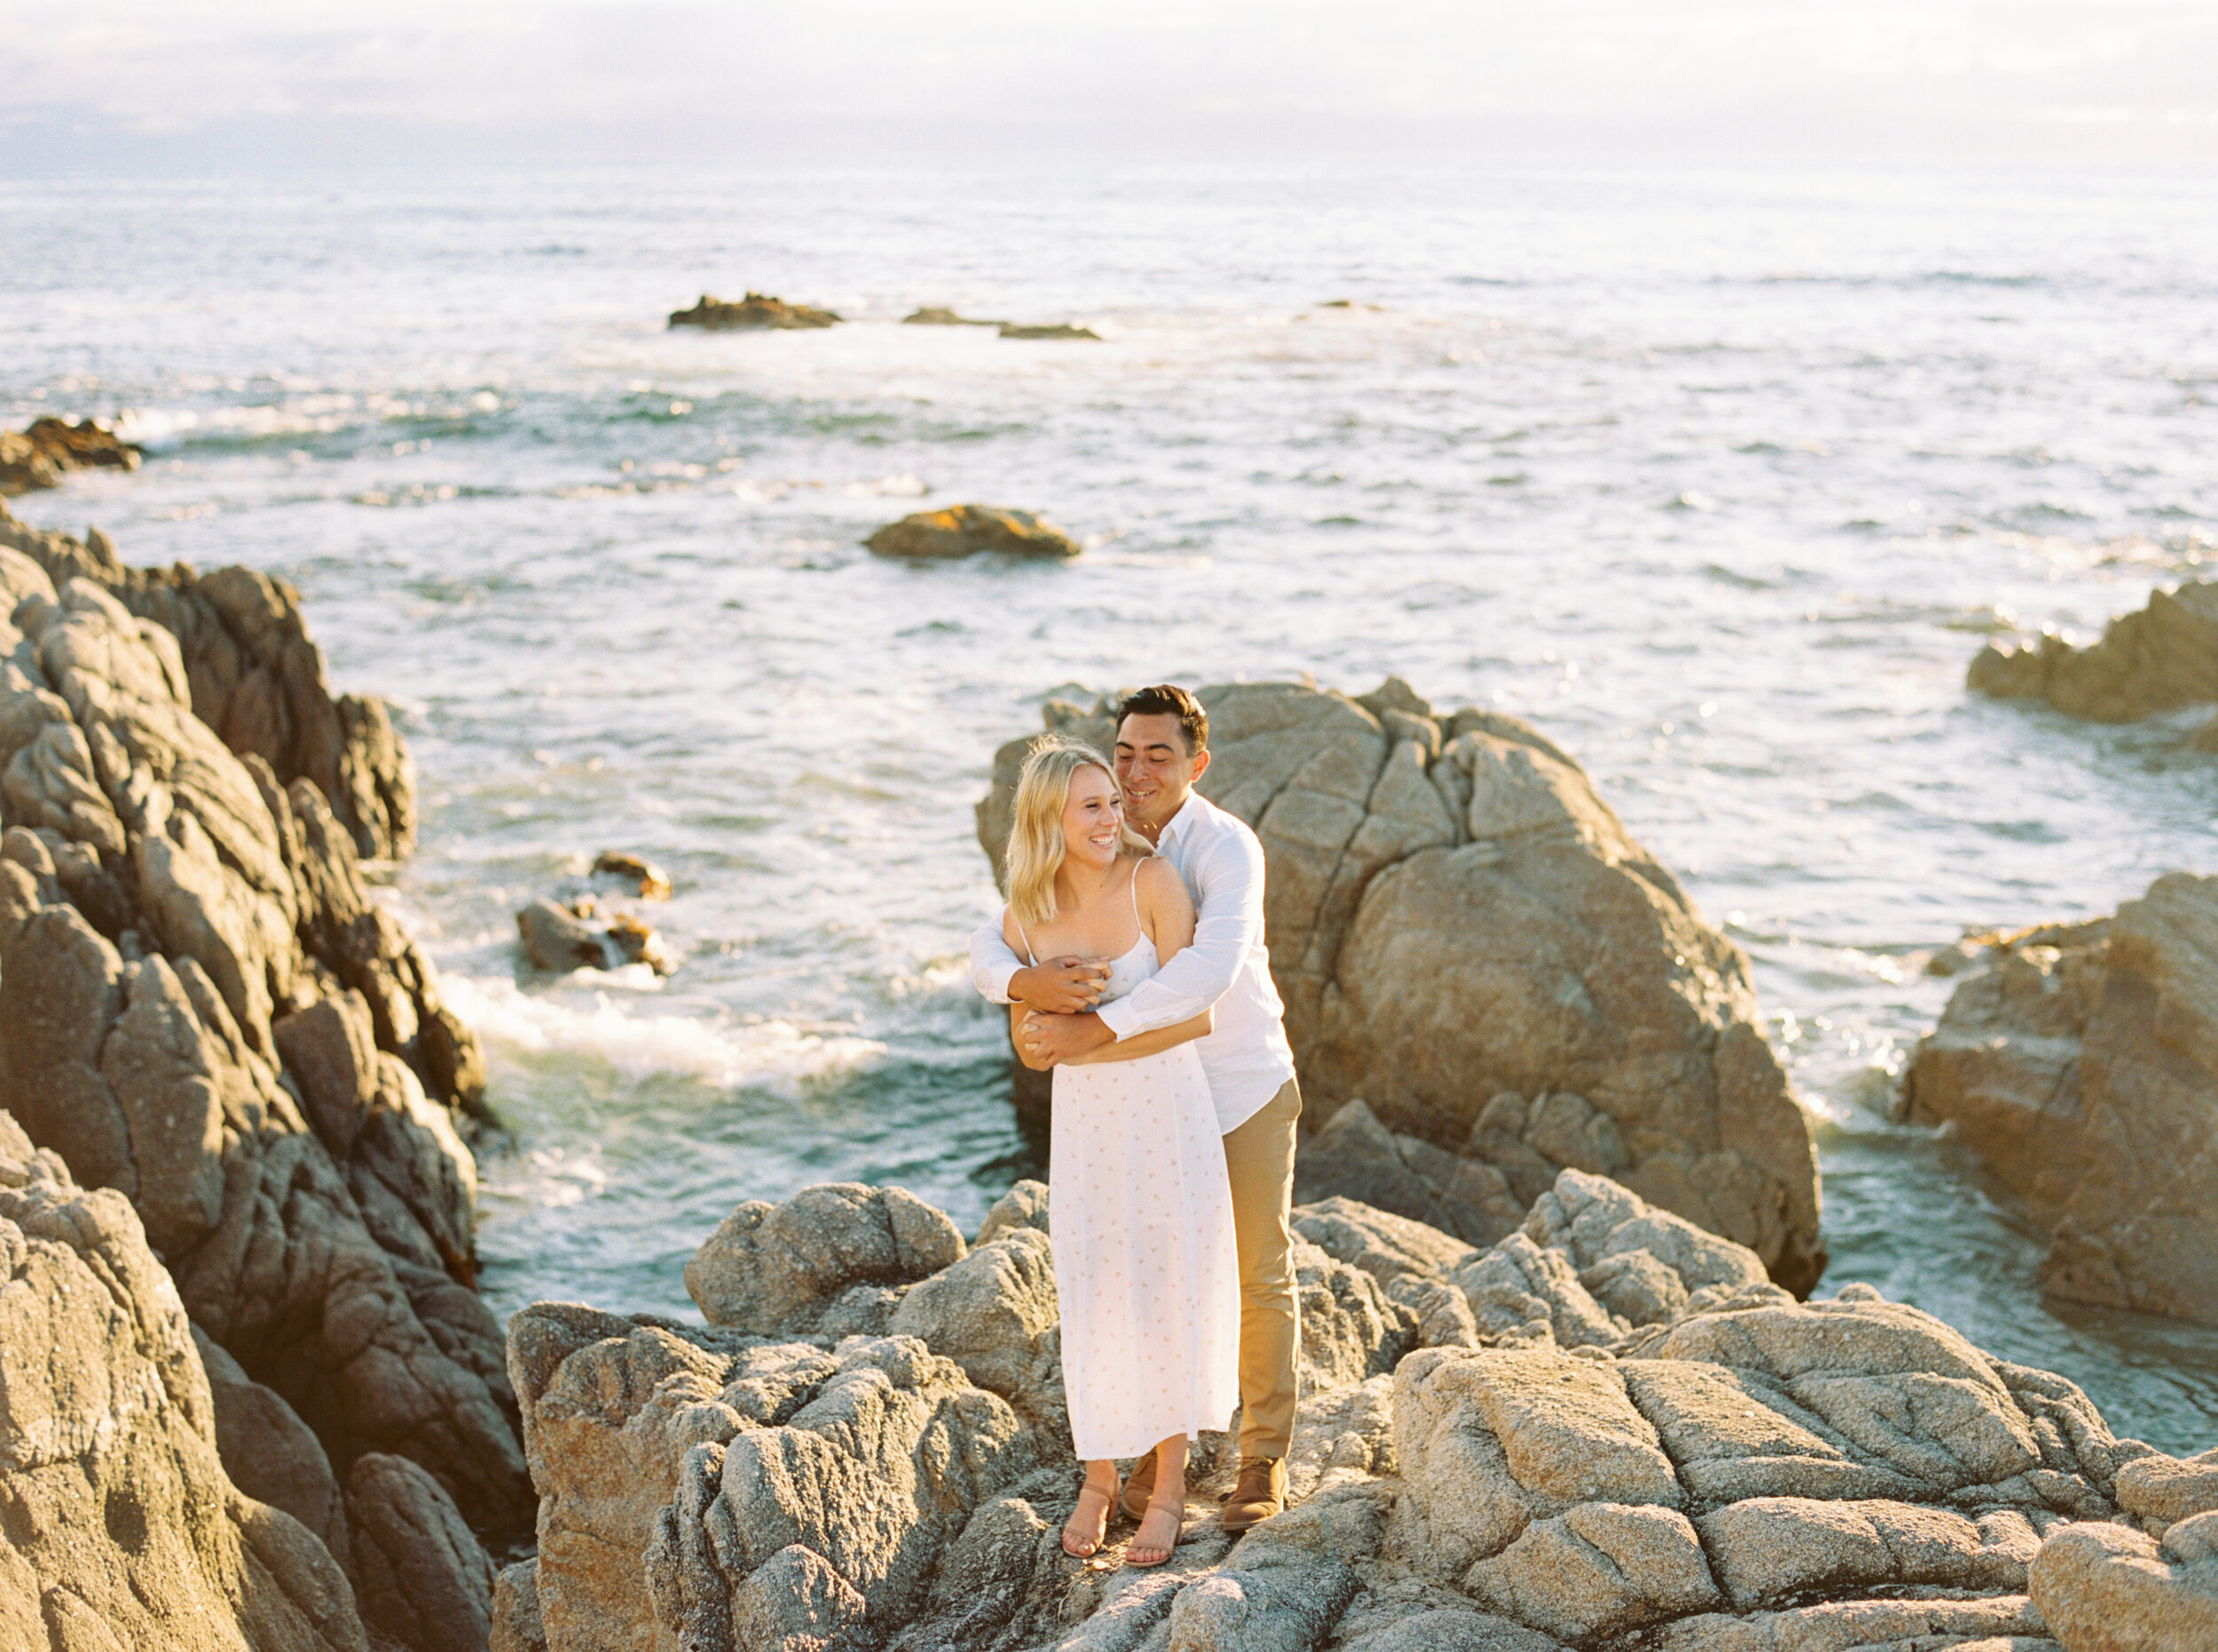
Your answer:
[1009,956,1111,1015]
[1020,1009,1117,1066]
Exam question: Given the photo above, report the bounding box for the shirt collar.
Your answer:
[1155,791,1207,849]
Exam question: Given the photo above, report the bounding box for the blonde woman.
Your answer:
[998,737,1240,1567]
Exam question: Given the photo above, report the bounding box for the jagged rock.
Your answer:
[998,323,1102,341]
[506,1302,841,1652]
[976,680,1824,1294]
[591,849,671,900]
[1296,1097,1526,1247]
[0,415,141,495]
[864,504,1081,562]
[1903,871,2218,1324]
[194,1325,354,1575]
[901,307,1003,326]
[1,504,418,860]
[1970,581,2218,723]
[1654,1594,2054,1650]
[0,1109,371,1650]
[685,1182,966,1335]
[887,1225,1063,1425]
[2030,1514,2218,1650]
[345,1453,497,1652]
[0,552,524,1534]
[1297,1238,1420,1390]
[668,292,840,330]
[643,1336,1039,1648]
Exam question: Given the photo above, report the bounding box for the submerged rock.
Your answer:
[1903,870,2218,1325]
[516,895,674,975]
[0,414,142,496]
[978,679,1825,1294]
[864,503,1081,562]
[591,848,672,900]
[504,1168,2206,1652]
[0,1109,372,1650]
[998,322,1103,341]
[667,292,841,330]
[1970,580,2218,723]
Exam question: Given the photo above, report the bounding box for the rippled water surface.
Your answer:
[7,165,2216,1451]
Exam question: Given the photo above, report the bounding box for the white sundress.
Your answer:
[1017,878,1241,1461]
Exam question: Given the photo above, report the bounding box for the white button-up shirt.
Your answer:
[970,791,1296,1136]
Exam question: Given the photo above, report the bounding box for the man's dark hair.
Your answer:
[1117,684,1208,754]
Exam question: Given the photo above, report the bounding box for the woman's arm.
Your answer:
[1058,1005,1211,1065]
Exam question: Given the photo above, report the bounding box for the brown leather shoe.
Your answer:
[1221,1457,1286,1532]
[1118,1451,1157,1522]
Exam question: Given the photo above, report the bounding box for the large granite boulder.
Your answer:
[1902,872,2218,1325]
[0,1109,371,1650]
[1970,580,2218,724]
[667,292,839,331]
[0,540,525,1537]
[503,1169,2211,1652]
[977,680,1823,1294]
[864,505,1081,562]
[3,505,418,861]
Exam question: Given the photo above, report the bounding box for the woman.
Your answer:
[998,737,1240,1568]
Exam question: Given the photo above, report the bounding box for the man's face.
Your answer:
[1114,712,1209,830]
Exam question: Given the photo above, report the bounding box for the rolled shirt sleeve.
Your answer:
[970,912,1022,1005]
[1096,826,1259,1040]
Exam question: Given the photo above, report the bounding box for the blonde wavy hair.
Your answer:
[1006,736,1152,929]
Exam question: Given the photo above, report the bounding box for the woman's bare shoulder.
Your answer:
[1133,853,1191,908]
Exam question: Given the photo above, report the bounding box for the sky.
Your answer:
[4,0,2216,173]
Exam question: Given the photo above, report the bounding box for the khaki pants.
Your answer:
[1222,1076,1302,1461]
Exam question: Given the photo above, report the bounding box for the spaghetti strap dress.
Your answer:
[1014,872,1241,1461]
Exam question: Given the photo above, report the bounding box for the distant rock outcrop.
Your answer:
[0,516,527,1558]
[865,505,1081,562]
[0,1110,372,1650]
[901,307,1003,326]
[978,680,1825,1294]
[997,322,1101,341]
[667,292,841,331]
[1970,581,2218,724]
[501,1168,2212,1652]
[0,415,142,496]
[1902,871,2218,1326]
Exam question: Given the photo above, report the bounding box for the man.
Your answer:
[971,684,1302,1532]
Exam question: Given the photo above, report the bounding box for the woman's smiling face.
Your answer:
[1060,763,1126,869]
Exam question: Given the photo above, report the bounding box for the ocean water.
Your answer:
[6,164,2216,1452]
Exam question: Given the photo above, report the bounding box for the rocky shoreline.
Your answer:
[4,499,2214,1651]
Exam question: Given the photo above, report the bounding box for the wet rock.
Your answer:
[2029,1514,2218,1650]
[0,415,141,495]
[0,1109,371,1651]
[1970,580,2218,722]
[516,897,612,971]
[864,503,1081,562]
[998,322,1103,340]
[901,307,1003,326]
[686,1181,967,1334]
[668,291,841,330]
[591,848,671,899]
[977,680,1825,1294]
[345,1452,498,1652]
[1903,871,2218,1324]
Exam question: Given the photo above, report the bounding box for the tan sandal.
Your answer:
[1062,1475,1119,1558]
[1123,1492,1186,1568]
